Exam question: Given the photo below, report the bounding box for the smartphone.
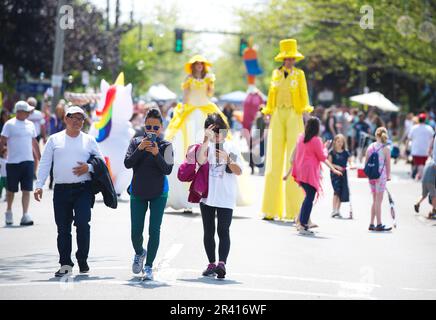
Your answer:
[145,132,157,143]
[225,152,237,174]
[215,143,223,164]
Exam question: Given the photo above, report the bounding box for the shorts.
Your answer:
[422,183,436,199]
[369,176,387,193]
[413,156,428,166]
[6,161,34,192]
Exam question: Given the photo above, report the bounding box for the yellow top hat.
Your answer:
[184,55,212,74]
[274,39,304,62]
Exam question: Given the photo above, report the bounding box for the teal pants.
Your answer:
[130,193,168,267]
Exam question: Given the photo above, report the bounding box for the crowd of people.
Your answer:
[1,38,435,282]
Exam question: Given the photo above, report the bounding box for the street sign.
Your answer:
[16,82,52,94]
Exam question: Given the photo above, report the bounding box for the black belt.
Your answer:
[55,181,91,189]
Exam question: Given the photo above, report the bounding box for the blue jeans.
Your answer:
[53,181,93,266]
[299,183,316,227]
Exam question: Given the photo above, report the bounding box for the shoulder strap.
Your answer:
[377,144,387,173]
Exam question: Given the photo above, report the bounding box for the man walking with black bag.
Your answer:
[34,106,104,277]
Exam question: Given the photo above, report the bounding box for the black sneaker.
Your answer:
[202,263,217,277]
[55,265,73,277]
[414,204,420,213]
[214,263,226,280]
[78,260,89,274]
[375,224,392,232]
[368,224,376,231]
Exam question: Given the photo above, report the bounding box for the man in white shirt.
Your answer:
[27,97,46,177]
[0,101,40,226]
[408,113,434,180]
[34,106,104,277]
[26,97,46,142]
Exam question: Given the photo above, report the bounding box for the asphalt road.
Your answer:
[1,161,435,300]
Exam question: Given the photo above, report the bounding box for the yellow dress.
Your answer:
[261,67,314,220]
[165,74,228,210]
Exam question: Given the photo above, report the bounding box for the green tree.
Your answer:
[0,0,123,92]
[237,0,436,111]
[119,6,195,98]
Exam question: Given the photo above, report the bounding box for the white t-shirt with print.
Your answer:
[201,140,243,210]
[1,118,37,163]
[408,124,434,156]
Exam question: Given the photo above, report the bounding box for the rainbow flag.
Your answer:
[95,85,116,142]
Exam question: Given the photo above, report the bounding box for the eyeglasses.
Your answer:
[67,114,85,121]
[145,125,160,131]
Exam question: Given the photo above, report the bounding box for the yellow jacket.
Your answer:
[262,67,313,115]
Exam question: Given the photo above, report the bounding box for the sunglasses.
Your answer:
[213,128,227,135]
[67,114,85,121]
[145,125,160,131]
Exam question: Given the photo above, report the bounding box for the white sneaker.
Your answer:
[142,265,153,281]
[331,211,342,218]
[132,250,146,274]
[20,213,34,226]
[5,211,13,226]
[299,228,314,236]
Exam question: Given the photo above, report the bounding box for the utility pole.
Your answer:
[51,0,66,112]
[115,0,120,29]
[106,0,110,31]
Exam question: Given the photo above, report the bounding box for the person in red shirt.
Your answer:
[283,117,342,235]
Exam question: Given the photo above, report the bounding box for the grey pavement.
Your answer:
[1,161,435,300]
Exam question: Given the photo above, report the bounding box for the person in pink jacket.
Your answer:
[284,117,342,235]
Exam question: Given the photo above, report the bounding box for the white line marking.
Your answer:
[157,243,183,269]
[0,266,380,288]
[175,268,382,288]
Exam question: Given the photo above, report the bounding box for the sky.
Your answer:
[90,0,269,59]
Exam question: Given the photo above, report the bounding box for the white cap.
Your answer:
[65,106,87,118]
[14,100,35,113]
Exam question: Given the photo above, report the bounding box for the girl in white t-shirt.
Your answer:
[196,113,243,280]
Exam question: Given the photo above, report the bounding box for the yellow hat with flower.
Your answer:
[274,39,304,62]
[184,55,212,74]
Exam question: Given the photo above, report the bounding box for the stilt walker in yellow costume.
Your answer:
[165,55,229,210]
[261,39,314,221]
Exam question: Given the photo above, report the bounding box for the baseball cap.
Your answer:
[14,100,35,113]
[418,113,427,121]
[65,106,87,119]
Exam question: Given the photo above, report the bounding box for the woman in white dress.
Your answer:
[165,55,228,211]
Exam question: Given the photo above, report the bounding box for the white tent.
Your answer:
[219,91,248,104]
[145,84,177,101]
[350,91,399,112]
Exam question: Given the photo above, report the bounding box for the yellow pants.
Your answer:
[262,107,304,220]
